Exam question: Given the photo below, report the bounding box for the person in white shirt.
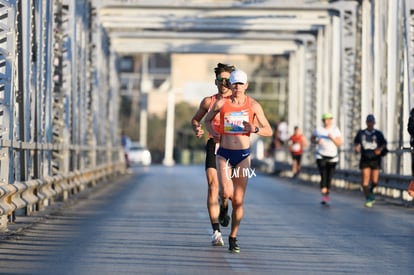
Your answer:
[310,113,343,205]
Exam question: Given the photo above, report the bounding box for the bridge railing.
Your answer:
[0,145,126,232]
[0,0,127,232]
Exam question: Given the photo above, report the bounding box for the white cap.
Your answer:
[229,70,248,84]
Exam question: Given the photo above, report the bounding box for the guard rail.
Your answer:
[252,159,414,206]
[0,161,125,231]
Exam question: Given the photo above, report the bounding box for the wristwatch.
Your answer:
[254,127,259,133]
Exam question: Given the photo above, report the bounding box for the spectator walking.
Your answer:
[407,108,414,196]
[354,114,387,207]
[121,131,131,169]
[311,113,343,205]
[407,108,414,177]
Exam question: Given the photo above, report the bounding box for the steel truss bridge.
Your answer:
[0,0,414,230]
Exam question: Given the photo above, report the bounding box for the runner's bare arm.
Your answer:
[191,97,211,138]
[251,100,273,136]
[204,99,224,142]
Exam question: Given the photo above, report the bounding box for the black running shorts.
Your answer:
[359,158,381,170]
[205,138,217,170]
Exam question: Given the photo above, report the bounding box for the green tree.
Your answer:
[174,102,205,150]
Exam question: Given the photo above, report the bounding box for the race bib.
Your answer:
[223,111,249,134]
[291,143,301,152]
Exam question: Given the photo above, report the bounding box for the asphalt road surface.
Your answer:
[0,165,413,275]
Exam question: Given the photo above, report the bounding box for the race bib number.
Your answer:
[223,111,249,134]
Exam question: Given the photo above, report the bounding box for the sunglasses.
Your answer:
[217,76,230,82]
[216,76,230,86]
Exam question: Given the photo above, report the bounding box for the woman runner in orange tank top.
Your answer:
[204,69,273,253]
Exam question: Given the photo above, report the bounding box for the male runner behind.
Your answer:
[191,63,235,246]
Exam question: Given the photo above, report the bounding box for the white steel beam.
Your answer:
[98,6,332,19]
[361,0,372,122]
[110,31,314,40]
[111,37,300,54]
[97,0,328,9]
[386,0,399,173]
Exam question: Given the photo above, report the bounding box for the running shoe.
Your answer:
[365,194,376,208]
[320,194,330,205]
[219,205,230,227]
[211,230,224,246]
[228,237,240,253]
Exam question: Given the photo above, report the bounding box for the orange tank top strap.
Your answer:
[219,96,254,136]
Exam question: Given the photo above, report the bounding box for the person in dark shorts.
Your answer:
[406,108,414,197]
[204,69,273,253]
[191,63,235,246]
[354,114,387,208]
[288,126,308,177]
[407,107,414,177]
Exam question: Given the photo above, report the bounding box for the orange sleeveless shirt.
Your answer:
[208,94,221,137]
[219,96,254,136]
[289,134,304,155]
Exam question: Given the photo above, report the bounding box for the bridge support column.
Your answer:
[140,54,151,147]
[163,89,175,166]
